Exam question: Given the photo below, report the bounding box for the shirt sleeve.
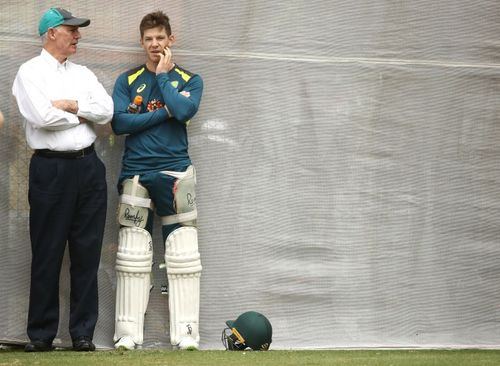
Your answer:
[12,64,80,131]
[156,72,203,124]
[111,73,168,135]
[76,66,114,125]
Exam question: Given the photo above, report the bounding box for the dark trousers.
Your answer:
[27,151,107,342]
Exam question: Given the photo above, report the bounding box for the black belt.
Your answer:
[34,144,94,159]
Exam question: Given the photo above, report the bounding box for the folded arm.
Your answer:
[12,66,113,130]
[12,69,80,131]
[111,73,168,135]
[157,72,203,124]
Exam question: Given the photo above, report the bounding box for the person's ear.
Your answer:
[48,28,57,40]
[168,34,176,47]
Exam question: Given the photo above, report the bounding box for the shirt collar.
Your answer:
[41,48,69,70]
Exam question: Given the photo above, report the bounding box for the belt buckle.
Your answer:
[76,148,85,159]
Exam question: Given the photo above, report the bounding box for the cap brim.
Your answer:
[225,320,235,328]
[63,18,90,27]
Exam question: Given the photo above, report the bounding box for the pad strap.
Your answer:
[119,175,154,209]
[120,195,154,209]
[161,209,198,225]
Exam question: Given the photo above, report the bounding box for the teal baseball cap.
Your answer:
[39,8,90,36]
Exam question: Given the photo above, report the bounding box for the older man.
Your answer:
[12,8,113,352]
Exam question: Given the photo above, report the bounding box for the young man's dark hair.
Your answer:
[139,10,172,38]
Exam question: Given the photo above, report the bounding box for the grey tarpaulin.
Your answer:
[1,1,500,349]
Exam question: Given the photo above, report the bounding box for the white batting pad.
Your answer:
[118,176,152,229]
[114,227,153,348]
[160,166,197,226]
[165,226,202,348]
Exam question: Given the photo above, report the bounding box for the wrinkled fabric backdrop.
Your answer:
[1,0,500,349]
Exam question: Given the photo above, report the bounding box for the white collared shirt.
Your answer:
[12,49,113,151]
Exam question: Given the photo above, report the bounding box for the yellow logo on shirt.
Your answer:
[137,84,146,93]
[171,81,179,88]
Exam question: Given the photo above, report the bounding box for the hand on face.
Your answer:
[156,46,174,74]
[141,26,175,73]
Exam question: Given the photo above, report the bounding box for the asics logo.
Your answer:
[137,83,146,93]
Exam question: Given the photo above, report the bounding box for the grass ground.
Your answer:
[1,349,500,366]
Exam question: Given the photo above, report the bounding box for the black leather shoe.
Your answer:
[24,340,54,352]
[72,336,96,352]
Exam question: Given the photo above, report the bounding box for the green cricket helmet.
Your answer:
[221,311,272,351]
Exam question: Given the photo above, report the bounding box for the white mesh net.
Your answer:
[1,1,500,349]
